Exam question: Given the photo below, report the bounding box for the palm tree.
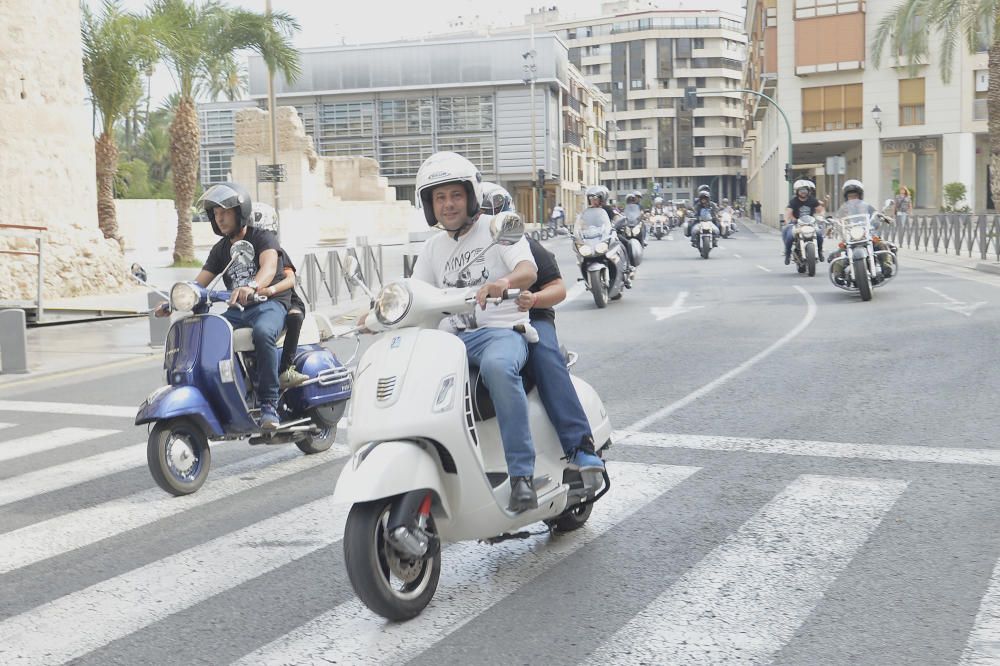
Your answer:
[148,0,300,263]
[872,0,999,210]
[80,0,157,244]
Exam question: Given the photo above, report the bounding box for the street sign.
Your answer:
[257,163,287,183]
[653,182,660,192]
[825,156,846,176]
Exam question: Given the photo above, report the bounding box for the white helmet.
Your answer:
[585,185,608,205]
[415,151,483,227]
[654,196,663,205]
[250,201,278,233]
[480,181,513,215]
[793,179,816,195]
[842,179,864,198]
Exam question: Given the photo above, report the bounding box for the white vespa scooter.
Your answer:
[333,213,612,621]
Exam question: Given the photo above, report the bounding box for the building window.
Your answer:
[437,95,494,133]
[379,98,432,136]
[630,119,643,130]
[378,138,433,177]
[696,77,706,88]
[694,156,705,167]
[199,109,236,144]
[693,38,705,49]
[801,83,862,131]
[694,136,706,147]
[633,99,645,110]
[437,135,495,174]
[320,139,375,159]
[794,0,863,19]
[899,78,926,126]
[200,147,234,188]
[658,97,672,109]
[320,101,374,138]
[694,117,705,128]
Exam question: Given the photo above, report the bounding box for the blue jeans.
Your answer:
[222,300,286,405]
[529,320,591,456]
[458,328,535,478]
[783,224,824,256]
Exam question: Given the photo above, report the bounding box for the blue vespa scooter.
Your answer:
[135,240,354,496]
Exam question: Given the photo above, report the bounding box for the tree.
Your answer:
[872,0,999,211]
[81,0,157,244]
[148,0,300,264]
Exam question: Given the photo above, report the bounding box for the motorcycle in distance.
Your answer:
[623,201,649,247]
[573,207,631,308]
[789,206,821,277]
[692,208,717,259]
[333,212,612,621]
[650,210,669,240]
[719,207,737,238]
[827,200,898,301]
[134,240,354,495]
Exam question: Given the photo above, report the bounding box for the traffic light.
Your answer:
[784,163,793,182]
[537,168,545,189]
[684,86,698,112]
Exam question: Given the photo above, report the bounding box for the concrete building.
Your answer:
[742,0,992,224]
[545,3,748,204]
[198,33,608,224]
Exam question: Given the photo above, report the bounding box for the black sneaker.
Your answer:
[784,254,791,265]
[818,252,825,262]
[508,476,538,512]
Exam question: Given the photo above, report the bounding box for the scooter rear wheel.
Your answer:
[344,499,441,621]
[147,418,211,496]
[550,502,594,532]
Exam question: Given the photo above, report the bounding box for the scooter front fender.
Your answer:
[135,385,224,437]
[333,440,452,518]
[851,246,868,261]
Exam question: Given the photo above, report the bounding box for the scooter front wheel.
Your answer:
[344,499,441,621]
[147,418,211,496]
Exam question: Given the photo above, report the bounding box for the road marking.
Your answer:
[756,264,772,272]
[0,443,145,507]
[588,474,907,665]
[626,286,816,431]
[234,462,700,666]
[650,291,704,322]
[0,400,135,418]
[0,446,347,574]
[924,286,986,317]
[0,427,118,463]
[733,253,742,258]
[0,494,351,665]
[616,430,1000,467]
[961,554,1000,664]
[0,423,13,431]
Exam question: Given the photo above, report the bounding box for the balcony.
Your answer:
[564,96,582,113]
[563,129,582,147]
[974,98,988,122]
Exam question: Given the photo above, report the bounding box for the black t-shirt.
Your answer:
[277,248,306,312]
[202,226,290,310]
[526,237,560,324]
[787,196,821,219]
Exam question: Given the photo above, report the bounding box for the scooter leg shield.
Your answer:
[135,385,224,438]
[333,440,451,518]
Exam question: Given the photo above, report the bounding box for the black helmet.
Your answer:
[199,183,253,238]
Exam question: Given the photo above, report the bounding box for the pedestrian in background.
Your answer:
[895,186,912,224]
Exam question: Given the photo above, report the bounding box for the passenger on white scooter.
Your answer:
[480,183,605,474]
[783,179,826,265]
[407,152,541,512]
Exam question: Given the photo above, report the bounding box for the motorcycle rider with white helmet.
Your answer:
[585,184,635,286]
[361,153,541,511]
[783,179,826,264]
[687,186,721,246]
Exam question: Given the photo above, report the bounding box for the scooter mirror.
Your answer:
[491,211,525,246]
[230,240,255,265]
[343,255,364,284]
[883,199,895,213]
[130,262,148,283]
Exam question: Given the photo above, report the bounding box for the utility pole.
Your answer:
[523,28,539,225]
[265,0,281,242]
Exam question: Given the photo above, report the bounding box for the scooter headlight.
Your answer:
[170,282,200,312]
[595,242,609,254]
[798,224,815,238]
[632,224,642,236]
[849,225,866,241]
[577,243,594,256]
[375,282,412,326]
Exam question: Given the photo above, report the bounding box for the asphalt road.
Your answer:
[1,222,999,665]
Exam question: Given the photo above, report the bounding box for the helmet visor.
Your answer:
[199,184,244,212]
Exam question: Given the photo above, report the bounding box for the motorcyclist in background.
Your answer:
[688,186,721,247]
[783,179,826,264]
[585,185,634,287]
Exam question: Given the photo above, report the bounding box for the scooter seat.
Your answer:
[469,364,536,422]
[230,314,322,353]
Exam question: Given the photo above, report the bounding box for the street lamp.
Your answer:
[523,44,539,225]
[871,104,882,132]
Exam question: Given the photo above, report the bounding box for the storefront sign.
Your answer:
[882,139,938,154]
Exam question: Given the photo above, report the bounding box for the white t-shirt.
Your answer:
[411,218,536,330]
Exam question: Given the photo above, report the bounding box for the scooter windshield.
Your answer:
[578,207,612,240]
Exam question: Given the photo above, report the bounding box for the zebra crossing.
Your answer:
[1,400,999,664]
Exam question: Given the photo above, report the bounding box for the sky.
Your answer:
[85,0,745,107]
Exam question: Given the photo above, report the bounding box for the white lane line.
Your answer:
[557,281,587,309]
[756,264,772,272]
[0,428,119,464]
[0,495,351,666]
[616,430,1000,468]
[588,474,907,665]
[961,555,1000,664]
[235,462,700,666]
[625,286,816,431]
[650,291,704,322]
[0,423,13,431]
[733,253,742,258]
[0,443,145,507]
[0,446,347,574]
[924,286,986,317]
[0,401,135,418]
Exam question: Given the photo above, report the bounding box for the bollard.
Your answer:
[148,293,170,348]
[0,309,29,374]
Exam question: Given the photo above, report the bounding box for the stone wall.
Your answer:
[0,0,131,301]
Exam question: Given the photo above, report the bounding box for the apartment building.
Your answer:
[546,3,748,204]
[743,0,991,223]
[198,33,607,223]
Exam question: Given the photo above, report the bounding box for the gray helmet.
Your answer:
[480,182,513,215]
[199,182,253,238]
[585,185,607,205]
